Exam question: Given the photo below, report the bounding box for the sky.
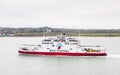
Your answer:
[0,0,120,29]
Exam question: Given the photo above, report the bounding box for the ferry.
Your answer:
[18,34,107,56]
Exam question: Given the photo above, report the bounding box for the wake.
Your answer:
[106,54,120,59]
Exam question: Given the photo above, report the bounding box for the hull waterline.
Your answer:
[18,50,107,56]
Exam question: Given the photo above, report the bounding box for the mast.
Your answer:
[79,29,80,37]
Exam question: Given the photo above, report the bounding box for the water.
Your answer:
[0,37,120,75]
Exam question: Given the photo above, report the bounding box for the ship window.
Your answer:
[52,45,54,47]
[22,47,28,50]
[69,40,78,42]
[44,40,51,41]
[54,40,57,41]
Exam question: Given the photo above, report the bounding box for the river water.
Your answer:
[0,37,120,75]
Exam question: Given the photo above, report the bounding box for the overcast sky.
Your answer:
[0,0,120,29]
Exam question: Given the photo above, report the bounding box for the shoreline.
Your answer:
[0,34,120,37]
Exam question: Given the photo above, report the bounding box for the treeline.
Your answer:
[0,27,120,36]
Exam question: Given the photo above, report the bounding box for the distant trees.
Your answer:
[0,27,120,36]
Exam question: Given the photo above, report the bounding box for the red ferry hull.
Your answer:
[18,50,107,56]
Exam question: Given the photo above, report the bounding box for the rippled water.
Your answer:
[0,37,120,75]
